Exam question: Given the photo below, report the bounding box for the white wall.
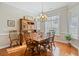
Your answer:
[0,3,29,48]
[45,3,79,49]
[45,6,68,43]
[68,3,79,49]
[0,2,79,49]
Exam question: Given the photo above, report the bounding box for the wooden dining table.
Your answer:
[24,32,53,56]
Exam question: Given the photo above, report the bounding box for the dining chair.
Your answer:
[51,30,56,47]
[9,30,20,47]
[47,30,56,48]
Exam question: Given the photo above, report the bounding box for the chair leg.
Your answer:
[52,41,55,47]
[53,43,55,47]
[10,42,12,47]
[16,40,20,45]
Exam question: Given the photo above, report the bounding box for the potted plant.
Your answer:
[65,34,72,46]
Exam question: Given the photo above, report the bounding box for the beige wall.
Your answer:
[0,3,29,48]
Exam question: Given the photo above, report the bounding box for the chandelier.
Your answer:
[40,3,48,22]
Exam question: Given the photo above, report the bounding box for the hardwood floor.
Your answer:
[0,41,78,56]
[0,45,26,56]
[55,41,78,56]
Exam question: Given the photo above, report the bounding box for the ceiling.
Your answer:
[3,2,78,16]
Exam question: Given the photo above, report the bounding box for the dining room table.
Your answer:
[24,32,53,56]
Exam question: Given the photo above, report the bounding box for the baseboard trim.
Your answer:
[0,44,10,49]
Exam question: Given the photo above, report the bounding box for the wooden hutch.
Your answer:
[19,16,35,45]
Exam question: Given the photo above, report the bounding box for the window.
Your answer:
[45,16,60,37]
[52,16,59,34]
[69,16,79,39]
[35,18,40,31]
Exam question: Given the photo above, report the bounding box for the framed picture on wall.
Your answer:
[7,20,15,27]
